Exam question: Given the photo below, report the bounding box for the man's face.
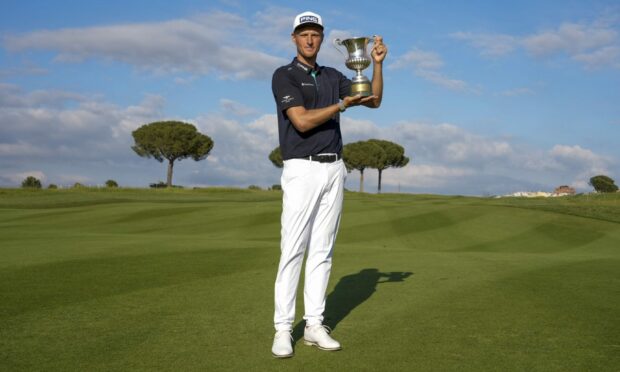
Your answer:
[292,25,323,60]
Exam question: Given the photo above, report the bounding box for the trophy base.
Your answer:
[350,81,372,97]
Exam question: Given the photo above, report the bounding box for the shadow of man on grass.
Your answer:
[292,269,413,343]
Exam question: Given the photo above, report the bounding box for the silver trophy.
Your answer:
[334,36,375,96]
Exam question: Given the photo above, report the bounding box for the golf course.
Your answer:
[1,187,618,371]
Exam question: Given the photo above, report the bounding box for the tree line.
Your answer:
[270,139,409,193]
[18,120,620,194]
[131,120,411,192]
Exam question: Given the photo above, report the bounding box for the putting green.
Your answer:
[0,188,618,371]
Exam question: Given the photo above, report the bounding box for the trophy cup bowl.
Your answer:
[334,36,374,96]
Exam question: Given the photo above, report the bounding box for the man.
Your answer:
[271,11,387,358]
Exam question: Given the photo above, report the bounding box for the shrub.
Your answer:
[73,182,85,188]
[48,184,58,189]
[589,175,618,193]
[248,185,262,190]
[149,181,183,188]
[105,179,119,188]
[271,184,282,191]
[150,181,167,188]
[21,176,42,189]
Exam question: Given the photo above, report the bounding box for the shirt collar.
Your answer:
[292,58,321,75]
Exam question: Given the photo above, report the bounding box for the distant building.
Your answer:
[553,185,576,195]
[499,186,576,198]
[508,191,553,198]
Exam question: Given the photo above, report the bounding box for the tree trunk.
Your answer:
[378,169,383,194]
[360,168,364,193]
[167,159,174,187]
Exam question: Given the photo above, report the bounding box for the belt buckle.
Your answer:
[308,153,338,162]
[321,154,336,163]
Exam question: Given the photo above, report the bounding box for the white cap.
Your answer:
[293,11,323,32]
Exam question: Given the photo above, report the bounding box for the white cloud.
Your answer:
[0,83,84,108]
[173,76,198,85]
[444,139,512,162]
[0,8,401,83]
[453,19,620,70]
[387,164,475,188]
[0,83,280,188]
[391,49,444,70]
[451,32,518,56]
[252,7,299,51]
[3,170,46,184]
[414,70,469,92]
[247,113,279,139]
[0,141,48,157]
[499,87,535,97]
[341,117,382,141]
[188,112,280,187]
[0,84,164,164]
[0,64,47,78]
[219,99,260,117]
[572,45,620,69]
[549,144,609,171]
[392,121,514,166]
[522,22,617,57]
[389,48,471,92]
[2,12,288,80]
[54,174,93,186]
[0,84,615,193]
[547,144,611,190]
[340,119,614,194]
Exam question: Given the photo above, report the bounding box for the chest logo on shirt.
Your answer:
[301,82,314,87]
[281,95,294,104]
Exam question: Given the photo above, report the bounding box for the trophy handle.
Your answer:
[333,38,347,57]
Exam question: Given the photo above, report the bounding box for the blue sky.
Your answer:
[1,0,619,195]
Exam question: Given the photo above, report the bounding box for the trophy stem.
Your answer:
[351,72,372,97]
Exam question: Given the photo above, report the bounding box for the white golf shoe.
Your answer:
[303,325,342,351]
[272,330,294,358]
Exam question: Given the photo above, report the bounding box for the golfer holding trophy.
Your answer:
[271,11,387,358]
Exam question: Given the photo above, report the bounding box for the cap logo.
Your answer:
[299,15,319,24]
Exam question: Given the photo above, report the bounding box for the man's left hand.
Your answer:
[371,35,387,64]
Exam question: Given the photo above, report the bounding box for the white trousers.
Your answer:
[274,158,346,331]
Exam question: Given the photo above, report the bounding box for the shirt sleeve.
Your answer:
[272,68,303,112]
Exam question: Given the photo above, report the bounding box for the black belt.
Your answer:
[300,154,341,163]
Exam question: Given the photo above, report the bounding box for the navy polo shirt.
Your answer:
[272,58,351,160]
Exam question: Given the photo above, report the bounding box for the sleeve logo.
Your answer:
[281,95,294,104]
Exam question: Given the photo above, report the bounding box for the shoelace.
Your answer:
[275,330,293,341]
[308,324,332,334]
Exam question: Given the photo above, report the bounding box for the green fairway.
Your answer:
[1,188,619,371]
